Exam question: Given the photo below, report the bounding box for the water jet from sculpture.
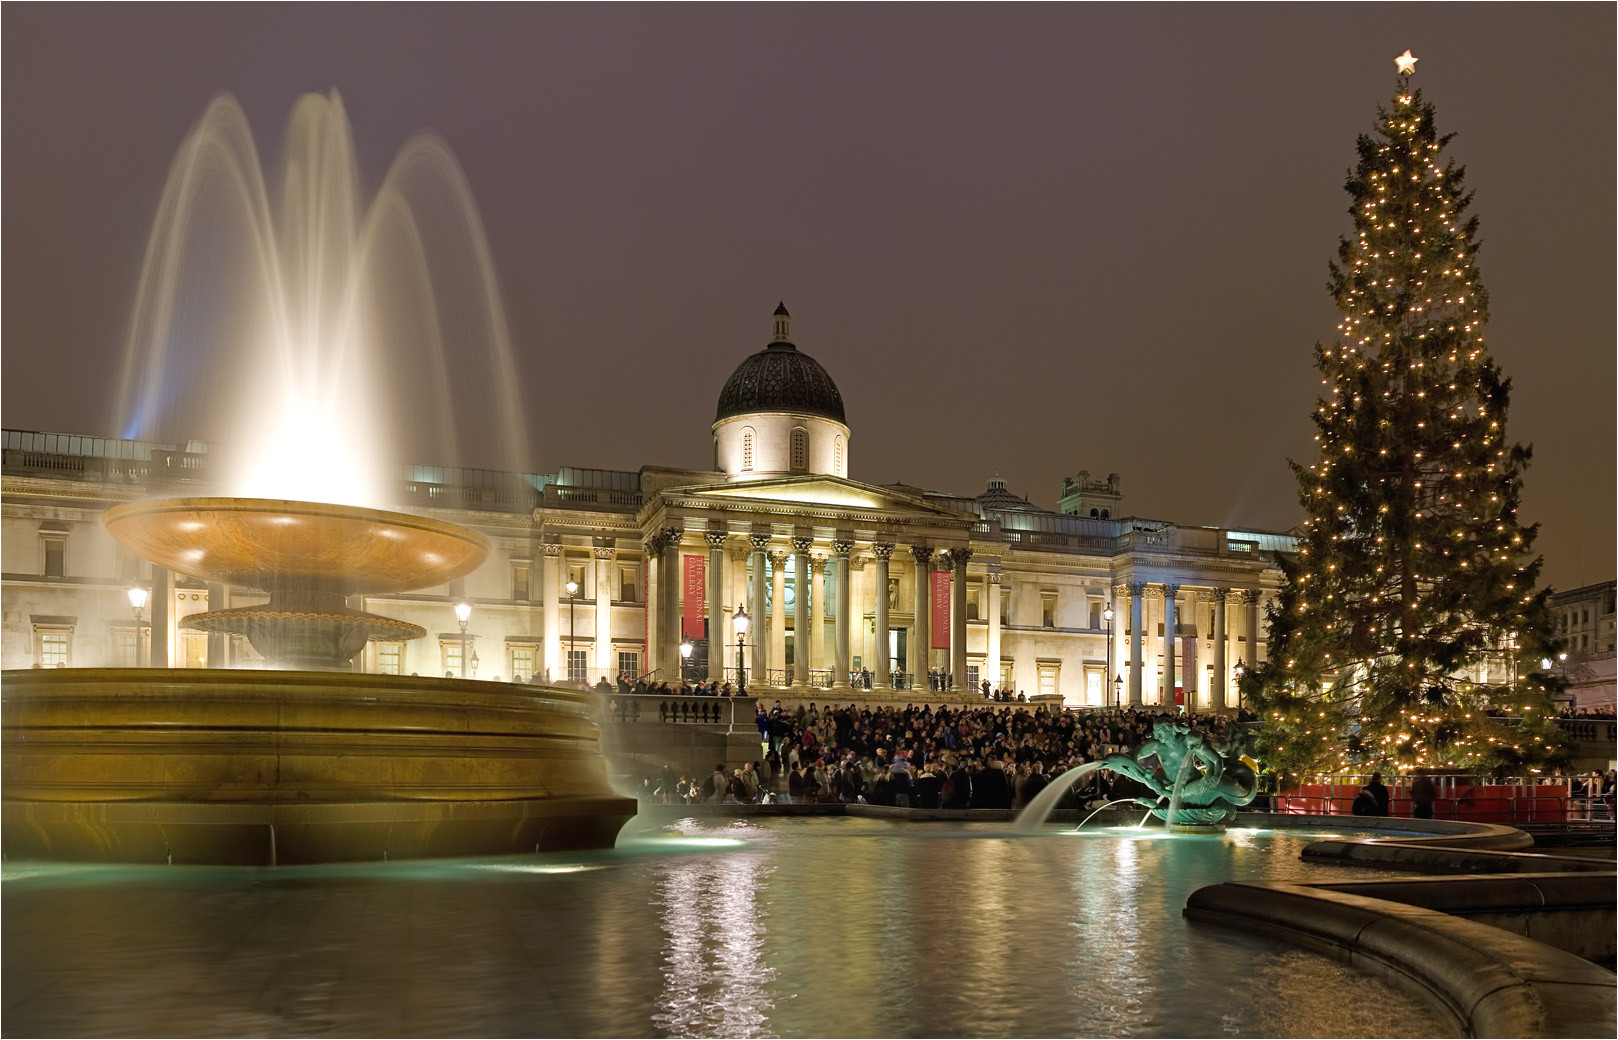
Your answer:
[1016,720,1259,833]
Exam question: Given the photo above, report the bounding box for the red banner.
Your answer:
[682,554,705,640]
[931,570,951,649]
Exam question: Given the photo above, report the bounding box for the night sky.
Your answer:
[3,6,1612,591]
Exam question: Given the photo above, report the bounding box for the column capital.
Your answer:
[592,546,618,560]
[1113,582,1129,599]
[661,526,683,545]
[909,545,934,566]
[769,551,788,568]
[987,567,1002,584]
[871,541,895,560]
[791,535,814,556]
[1126,581,1147,597]
[943,547,972,568]
[1161,582,1181,597]
[832,539,854,558]
[1209,586,1231,602]
[645,532,669,555]
[728,544,751,564]
[1242,588,1263,605]
[541,543,564,558]
[749,533,773,553]
[705,530,728,550]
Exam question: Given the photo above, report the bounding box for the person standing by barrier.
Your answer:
[1410,774,1436,819]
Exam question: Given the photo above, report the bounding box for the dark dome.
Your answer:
[715,341,846,424]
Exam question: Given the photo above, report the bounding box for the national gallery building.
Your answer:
[2,305,1295,709]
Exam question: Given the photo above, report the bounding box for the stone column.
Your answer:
[660,529,683,684]
[872,543,893,688]
[594,546,616,682]
[541,544,562,681]
[791,536,813,689]
[949,548,970,693]
[769,551,787,685]
[910,546,933,689]
[1112,583,1128,705]
[1244,588,1262,672]
[1161,583,1179,708]
[206,582,228,666]
[833,539,853,689]
[706,531,727,682]
[1127,580,1144,706]
[642,535,661,678]
[748,534,769,684]
[986,565,1002,696]
[811,554,827,681]
[1210,588,1229,711]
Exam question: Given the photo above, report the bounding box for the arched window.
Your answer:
[834,435,844,476]
[741,428,755,472]
[791,428,808,473]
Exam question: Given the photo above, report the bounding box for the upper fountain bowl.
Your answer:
[104,497,489,596]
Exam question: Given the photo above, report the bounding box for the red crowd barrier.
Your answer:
[1276,781,1570,824]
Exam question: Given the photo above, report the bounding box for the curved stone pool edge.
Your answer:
[1185,815,1616,1039]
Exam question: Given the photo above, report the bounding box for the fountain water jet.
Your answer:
[1,93,634,865]
[1015,720,1259,833]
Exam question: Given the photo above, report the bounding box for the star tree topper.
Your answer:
[1395,49,1419,76]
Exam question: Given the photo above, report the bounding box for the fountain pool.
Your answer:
[2,816,1453,1037]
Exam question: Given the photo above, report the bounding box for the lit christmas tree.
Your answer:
[1244,51,1568,785]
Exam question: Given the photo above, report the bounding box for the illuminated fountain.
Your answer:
[1,93,634,864]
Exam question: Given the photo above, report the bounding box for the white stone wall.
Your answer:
[713,413,850,480]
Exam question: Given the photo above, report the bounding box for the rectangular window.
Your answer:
[617,650,639,678]
[1000,589,1010,626]
[182,632,207,669]
[966,662,980,691]
[115,628,140,668]
[784,633,795,667]
[619,565,638,602]
[42,535,65,578]
[1000,660,1013,692]
[509,645,536,682]
[1041,591,1056,628]
[1088,599,1101,629]
[567,648,588,684]
[442,641,464,678]
[568,563,586,593]
[1038,662,1060,700]
[36,627,71,668]
[511,561,530,601]
[376,642,403,675]
[966,585,981,621]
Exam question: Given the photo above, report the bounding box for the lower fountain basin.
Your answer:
[1,668,636,864]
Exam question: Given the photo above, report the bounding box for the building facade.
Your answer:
[2,305,1295,708]
[1547,582,1617,710]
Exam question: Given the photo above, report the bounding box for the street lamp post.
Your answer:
[680,639,693,685]
[1233,658,1246,709]
[565,579,579,686]
[1103,603,1114,708]
[455,600,472,679]
[732,606,750,736]
[127,584,149,667]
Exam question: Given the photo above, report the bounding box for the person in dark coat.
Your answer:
[946,762,973,809]
[1366,772,1391,816]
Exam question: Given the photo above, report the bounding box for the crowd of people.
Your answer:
[637,702,1256,809]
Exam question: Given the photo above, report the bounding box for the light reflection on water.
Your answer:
[3,821,1449,1038]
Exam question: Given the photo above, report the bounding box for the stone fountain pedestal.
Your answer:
[0,497,636,864]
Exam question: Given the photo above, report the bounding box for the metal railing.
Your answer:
[1274,773,1600,827]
